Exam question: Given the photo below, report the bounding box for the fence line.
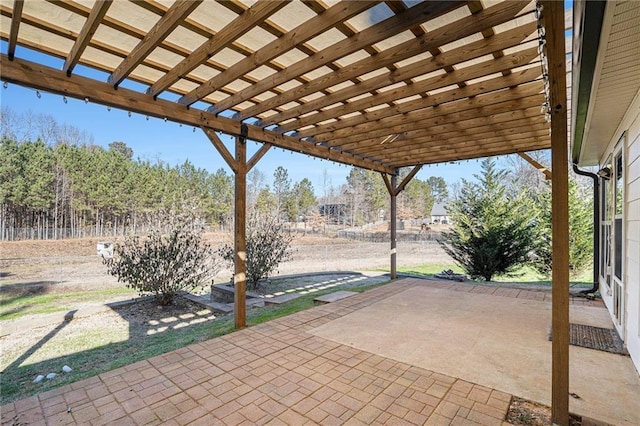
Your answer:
[0,224,232,241]
[1,225,442,243]
[336,230,442,243]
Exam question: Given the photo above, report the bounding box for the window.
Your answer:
[614,152,623,280]
[599,158,612,288]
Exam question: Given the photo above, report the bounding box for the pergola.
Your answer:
[0,1,571,423]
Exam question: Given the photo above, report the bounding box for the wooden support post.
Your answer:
[203,125,270,330]
[541,2,569,424]
[381,166,420,280]
[390,173,398,280]
[234,125,248,329]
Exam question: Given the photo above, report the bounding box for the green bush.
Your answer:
[439,158,537,281]
[103,222,218,305]
[219,216,294,290]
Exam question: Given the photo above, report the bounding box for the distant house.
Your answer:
[318,203,347,224]
[430,203,450,224]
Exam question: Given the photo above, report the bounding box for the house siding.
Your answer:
[624,107,640,372]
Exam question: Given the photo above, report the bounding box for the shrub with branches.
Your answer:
[103,219,218,305]
[220,215,294,290]
[439,158,537,281]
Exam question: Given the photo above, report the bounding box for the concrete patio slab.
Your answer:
[2,278,637,426]
[310,284,640,426]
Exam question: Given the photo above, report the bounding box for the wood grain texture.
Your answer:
[541,1,570,424]
[241,0,530,121]
[200,1,465,111]
[149,0,287,98]
[109,0,201,86]
[63,0,112,75]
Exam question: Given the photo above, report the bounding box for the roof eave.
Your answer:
[570,0,606,166]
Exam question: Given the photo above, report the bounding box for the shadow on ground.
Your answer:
[0,297,225,405]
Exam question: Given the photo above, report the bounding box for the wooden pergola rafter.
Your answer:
[0,1,571,423]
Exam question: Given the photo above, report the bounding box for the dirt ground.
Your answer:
[0,232,452,295]
[506,397,583,426]
[0,233,450,383]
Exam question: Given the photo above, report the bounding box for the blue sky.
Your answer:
[1,82,487,194]
[1,0,575,194]
[0,36,492,195]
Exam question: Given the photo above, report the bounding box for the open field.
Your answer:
[0,232,450,295]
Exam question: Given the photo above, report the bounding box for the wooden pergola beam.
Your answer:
[196,1,465,111]
[180,1,375,109]
[108,0,201,87]
[371,134,551,165]
[0,54,393,174]
[380,165,422,197]
[276,47,539,133]
[380,165,420,280]
[201,124,270,330]
[354,123,550,156]
[202,127,237,173]
[314,82,543,143]
[391,143,553,167]
[341,112,546,152]
[541,1,570,424]
[327,95,545,148]
[242,0,530,122]
[518,152,552,180]
[247,144,271,172]
[234,125,248,330]
[63,0,112,75]
[7,0,24,60]
[147,0,287,98]
[396,166,422,194]
[262,22,536,128]
[296,66,542,139]
[321,93,544,145]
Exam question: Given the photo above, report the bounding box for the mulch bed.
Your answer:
[507,397,582,425]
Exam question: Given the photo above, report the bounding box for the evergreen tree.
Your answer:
[399,168,434,219]
[530,179,593,277]
[206,168,234,228]
[427,176,448,202]
[293,178,316,218]
[439,158,537,281]
[346,168,386,225]
[272,166,291,220]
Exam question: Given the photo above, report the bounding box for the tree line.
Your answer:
[0,109,445,240]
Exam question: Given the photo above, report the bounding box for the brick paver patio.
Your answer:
[1,278,602,425]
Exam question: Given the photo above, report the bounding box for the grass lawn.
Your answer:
[394,264,593,287]
[0,280,390,405]
[0,287,137,321]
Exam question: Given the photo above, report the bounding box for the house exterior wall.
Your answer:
[599,91,640,373]
[624,100,640,372]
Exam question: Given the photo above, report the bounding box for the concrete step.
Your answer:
[314,291,359,303]
[182,293,233,314]
[264,293,302,305]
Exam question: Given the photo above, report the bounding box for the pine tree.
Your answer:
[273,166,291,220]
[439,158,537,281]
[427,176,448,202]
[530,179,593,277]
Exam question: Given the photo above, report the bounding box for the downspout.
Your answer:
[572,164,599,294]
